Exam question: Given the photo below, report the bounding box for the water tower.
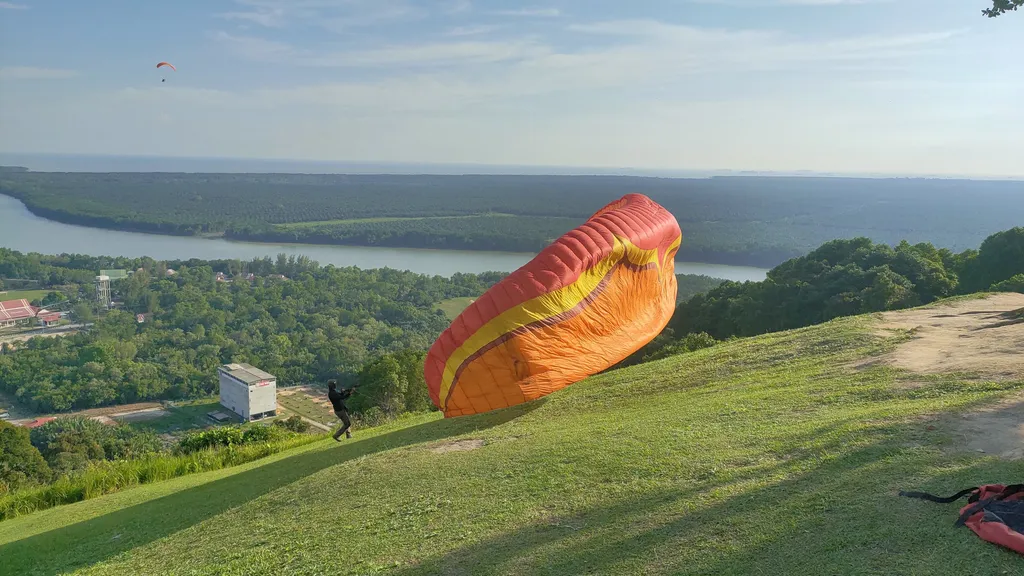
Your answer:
[95,275,111,308]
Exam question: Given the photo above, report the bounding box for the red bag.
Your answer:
[900,483,1024,555]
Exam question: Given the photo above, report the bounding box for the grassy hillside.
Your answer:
[1,295,1022,575]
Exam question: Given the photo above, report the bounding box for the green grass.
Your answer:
[1,304,1022,575]
[127,400,225,434]
[276,213,515,230]
[0,290,51,302]
[437,297,476,320]
[277,391,334,427]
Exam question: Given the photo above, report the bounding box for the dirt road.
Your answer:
[5,401,166,427]
[0,323,89,345]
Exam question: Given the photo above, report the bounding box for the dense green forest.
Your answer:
[0,249,503,413]
[674,274,727,303]
[3,171,1022,267]
[237,215,581,254]
[666,226,1024,340]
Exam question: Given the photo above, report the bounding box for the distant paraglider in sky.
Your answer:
[156,61,175,82]
[424,193,682,418]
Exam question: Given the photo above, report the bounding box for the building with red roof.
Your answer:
[23,417,56,429]
[0,299,63,328]
[0,299,38,328]
[38,311,62,327]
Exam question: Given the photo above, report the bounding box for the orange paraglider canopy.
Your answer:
[424,193,682,418]
[156,62,176,71]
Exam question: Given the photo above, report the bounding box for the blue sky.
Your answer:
[1,0,1021,176]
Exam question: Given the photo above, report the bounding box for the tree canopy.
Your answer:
[0,421,51,493]
[665,227,1022,343]
[983,0,1022,17]
[0,249,502,413]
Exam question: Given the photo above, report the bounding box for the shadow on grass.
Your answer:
[388,399,1023,576]
[2,401,543,576]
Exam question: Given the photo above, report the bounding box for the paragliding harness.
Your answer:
[899,483,1024,555]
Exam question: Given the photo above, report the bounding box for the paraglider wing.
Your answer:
[156,62,176,71]
[424,193,682,418]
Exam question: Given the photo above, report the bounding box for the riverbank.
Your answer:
[2,191,790,269]
[0,194,771,282]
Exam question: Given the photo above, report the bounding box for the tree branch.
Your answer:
[983,0,1023,17]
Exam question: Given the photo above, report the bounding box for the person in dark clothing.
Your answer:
[328,380,354,441]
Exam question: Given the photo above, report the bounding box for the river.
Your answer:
[0,194,768,281]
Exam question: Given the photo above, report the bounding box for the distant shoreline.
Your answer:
[3,153,1023,180]
[1,192,790,269]
[4,171,1019,273]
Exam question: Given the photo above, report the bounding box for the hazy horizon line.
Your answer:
[1,152,1022,181]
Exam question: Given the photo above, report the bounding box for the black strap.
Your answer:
[899,486,979,503]
[954,485,1024,527]
[996,484,1024,500]
[956,497,998,527]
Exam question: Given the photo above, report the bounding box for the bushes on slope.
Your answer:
[29,417,162,475]
[990,274,1024,294]
[273,414,311,433]
[0,432,320,521]
[0,421,51,494]
[176,423,283,453]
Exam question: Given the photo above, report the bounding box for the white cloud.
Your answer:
[566,19,962,72]
[0,2,28,9]
[217,9,287,28]
[444,0,473,14]
[0,67,78,79]
[688,0,889,5]
[208,18,962,116]
[320,5,426,31]
[493,7,561,17]
[213,31,299,62]
[781,0,879,4]
[191,0,427,33]
[215,0,422,30]
[314,40,550,67]
[215,31,549,67]
[446,24,502,37]
[154,18,965,118]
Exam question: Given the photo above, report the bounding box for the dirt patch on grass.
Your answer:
[871,293,1024,381]
[429,439,486,454]
[76,402,165,418]
[111,408,170,422]
[952,393,1024,460]
[5,400,167,425]
[866,293,1024,460]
